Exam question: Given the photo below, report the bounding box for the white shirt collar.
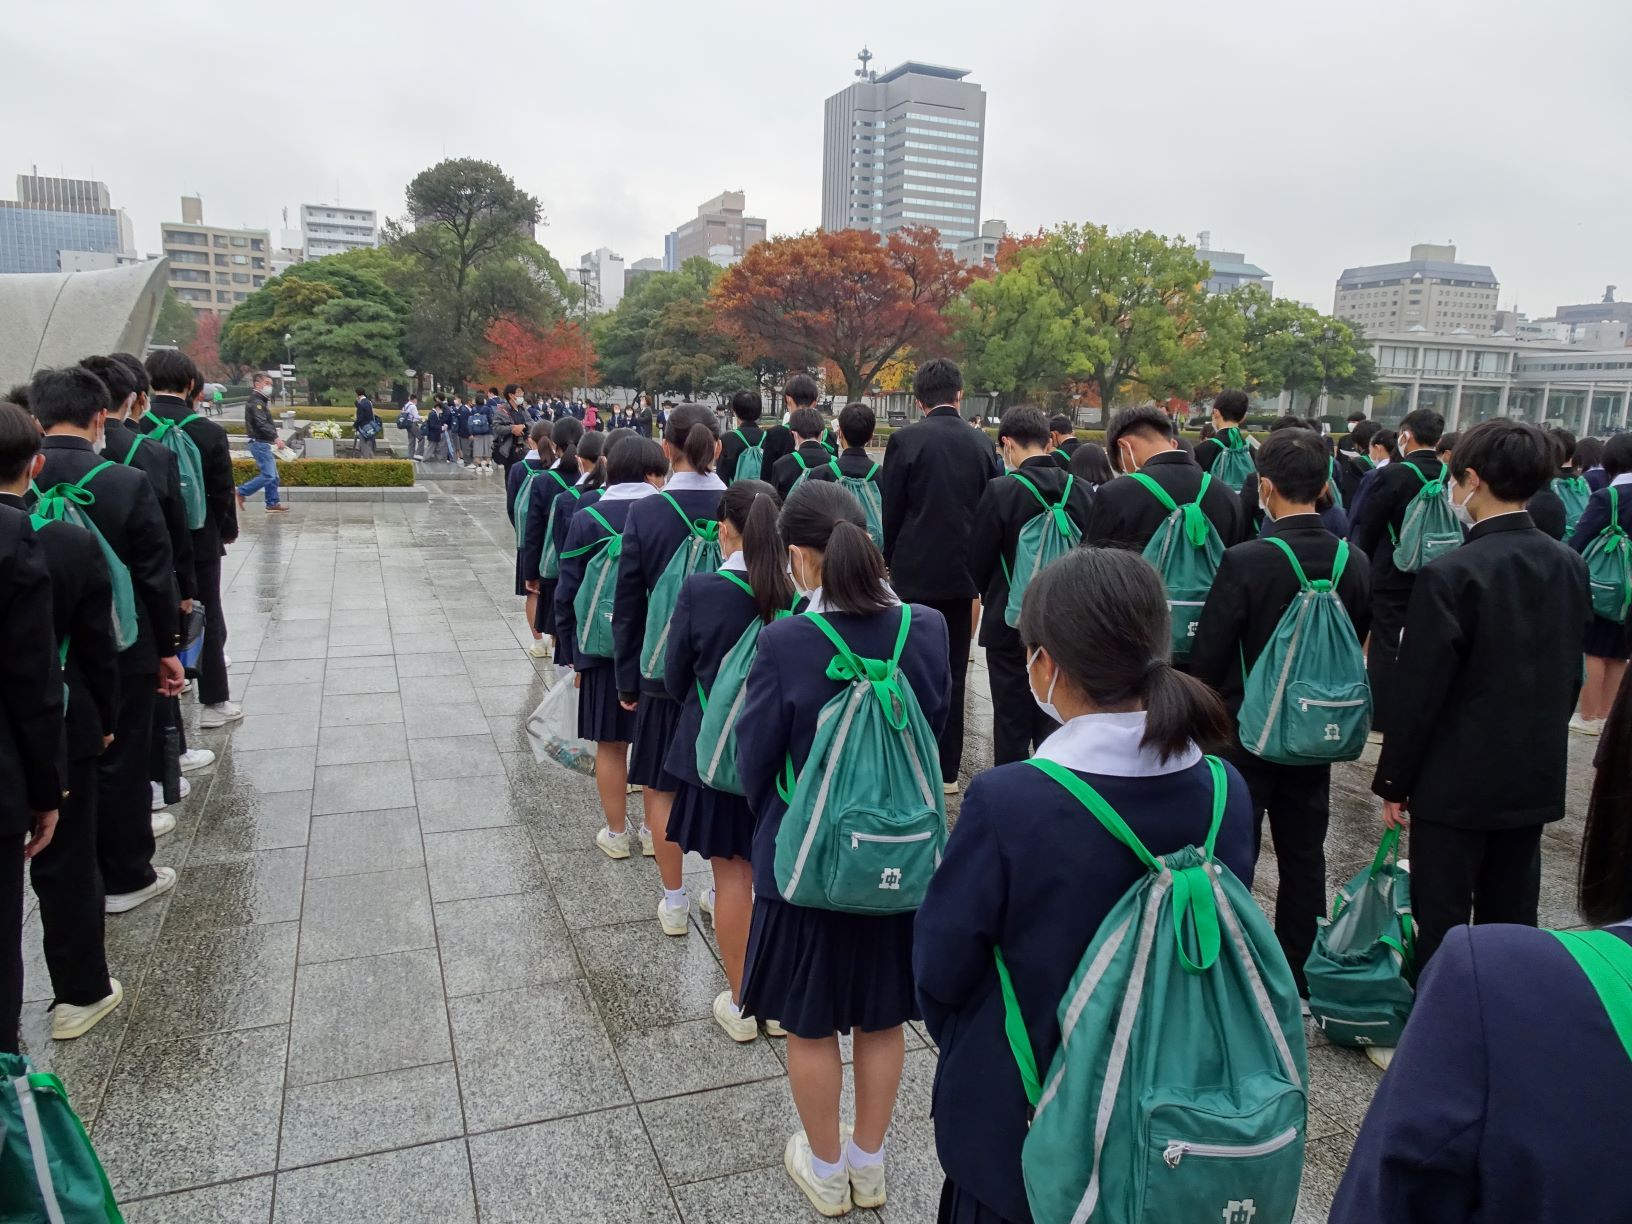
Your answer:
[721,550,747,572]
[802,583,900,614]
[666,471,726,492]
[1612,473,1632,488]
[599,482,661,503]
[1034,711,1202,777]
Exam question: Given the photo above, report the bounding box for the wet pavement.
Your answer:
[16,478,1599,1222]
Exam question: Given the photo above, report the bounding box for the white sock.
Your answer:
[847,1137,885,1169]
[725,996,744,1019]
[664,887,688,909]
[810,1150,844,1181]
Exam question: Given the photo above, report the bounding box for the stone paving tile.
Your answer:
[311,758,415,815]
[126,922,298,1043]
[423,827,548,902]
[315,721,408,767]
[278,1064,464,1169]
[433,891,579,996]
[271,1140,477,1224]
[306,808,424,878]
[673,1165,882,1224]
[121,1177,276,1224]
[165,849,306,932]
[298,867,436,964]
[406,732,500,781]
[415,773,519,833]
[573,921,729,1035]
[640,1076,802,1185]
[613,1018,785,1102]
[286,949,450,1087]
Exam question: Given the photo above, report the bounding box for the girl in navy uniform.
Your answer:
[509,423,555,658]
[663,480,796,1042]
[612,405,726,933]
[555,437,669,857]
[520,418,583,661]
[1568,433,1632,731]
[914,547,1256,1224]
[736,480,952,1217]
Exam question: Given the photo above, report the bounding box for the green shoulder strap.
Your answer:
[1401,460,1438,489]
[994,947,1043,1109]
[561,506,618,559]
[865,461,880,481]
[716,569,753,598]
[1130,471,1213,547]
[176,412,203,429]
[793,452,810,472]
[121,431,144,466]
[146,415,174,441]
[1127,470,1177,514]
[1010,471,1076,534]
[659,490,720,542]
[828,458,844,479]
[732,428,750,447]
[1220,425,1247,451]
[802,605,914,730]
[1552,929,1632,1062]
[1027,755,1228,974]
[546,469,571,493]
[1261,535,1348,591]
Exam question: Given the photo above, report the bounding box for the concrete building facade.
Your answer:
[300,203,378,260]
[578,246,625,312]
[663,192,766,271]
[0,174,136,274]
[1334,243,1499,336]
[821,55,986,248]
[1555,288,1632,330]
[162,195,270,318]
[1197,232,1271,295]
[955,219,1007,267]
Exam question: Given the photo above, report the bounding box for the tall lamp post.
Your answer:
[576,265,593,402]
[283,332,294,404]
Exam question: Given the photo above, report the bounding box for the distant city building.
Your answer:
[57,250,140,273]
[624,256,663,294]
[579,247,625,312]
[300,203,378,260]
[955,219,1007,266]
[1197,231,1271,296]
[161,195,270,318]
[1574,319,1629,349]
[0,173,136,273]
[271,228,305,278]
[821,51,986,248]
[663,191,766,271]
[1516,317,1572,344]
[1334,243,1499,337]
[1556,287,1632,329]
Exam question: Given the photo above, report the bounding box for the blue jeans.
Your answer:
[239,439,280,506]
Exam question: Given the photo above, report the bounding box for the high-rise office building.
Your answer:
[300,203,378,260]
[0,173,136,273]
[1334,243,1499,337]
[579,247,626,312]
[821,51,986,247]
[161,195,271,318]
[663,192,767,271]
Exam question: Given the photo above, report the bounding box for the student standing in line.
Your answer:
[1344,425,1397,531]
[718,389,795,483]
[779,374,829,449]
[880,359,998,795]
[1236,416,1351,538]
[1067,441,1114,492]
[1047,414,1081,472]
[1370,421,1588,1066]
[915,547,1255,1224]
[736,481,951,1216]
[613,406,726,930]
[1349,409,1445,738]
[664,481,795,1041]
[968,405,1093,765]
[806,402,883,485]
[509,423,556,659]
[1190,428,1371,999]
[1335,418,1381,508]
[770,407,832,500]
[1192,387,1254,486]
[520,418,583,660]
[1085,405,1245,551]
[536,430,613,672]
[1517,431,1572,540]
[1577,436,1608,492]
[1567,432,1632,732]
[1331,666,1632,1224]
[555,437,670,856]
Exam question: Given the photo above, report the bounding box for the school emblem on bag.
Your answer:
[1323,723,1341,742]
[1223,1201,1257,1224]
[879,867,903,891]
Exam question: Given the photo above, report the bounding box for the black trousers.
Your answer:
[1409,819,1542,972]
[31,755,110,1007]
[1366,596,1407,737]
[1,834,21,1053]
[918,597,973,783]
[194,551,229,707]
[1230,751,1331,998]
[99,678,157,896]
[987,636,1056,766]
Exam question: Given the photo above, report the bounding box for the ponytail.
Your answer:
[664,403,720,475]
[1139,663,1231,764]
[720,480,793,624]
[576,431,608,489]
[551,417,584,475]
[779,481,891,616]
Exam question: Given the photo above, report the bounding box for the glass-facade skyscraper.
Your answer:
[0,175,132,273]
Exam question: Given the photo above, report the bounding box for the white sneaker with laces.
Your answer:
[699,889,715,922]
[151,810,176,838]
[658,896,690,936]
[784,1132,852,1218]
[105,867,177,914]
[842,1126,887,1209]
[640,827,655,857]
[596,827,631,860]
[1569,713,1604,737]
[178,747,216,773]
[199,701,243,729]
[526,639,551,659]
[764,1018,788,1038]
[942,780,960,796]
[713,990,759,1043]
[150,781,165,813]
[50,979,124,1040]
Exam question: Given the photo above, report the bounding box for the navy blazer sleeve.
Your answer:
[2,525,64,813]
[1349,468,1396,558]
[73,535,121,738]
[663,578,700,706]
[504,463,526,525]
[611,503,650,696]
[128,479,180,658]
[880,432,909,566]
[1373,563,1465,802]
[914,783,1008,1041]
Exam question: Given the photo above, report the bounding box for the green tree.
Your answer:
[220,247,410,371]
[700,362,757,403]
[635,298,734,396]
[1233,285,1376,412]
[150,288,197,347]
[949,259,1075,409]
[290,299,405,402]
[593,258,721,390]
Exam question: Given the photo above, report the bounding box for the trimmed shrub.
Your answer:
[231,459,415,488]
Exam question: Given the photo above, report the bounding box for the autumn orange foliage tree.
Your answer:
[184,311,233,382]
[713,228,973,400]
[479,315,597,390]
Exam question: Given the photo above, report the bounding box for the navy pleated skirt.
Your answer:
[1584,614,1631,660]
[514,550,529,597]
[938,1181,1022,1224]
[576,665,636,743]
[628,692,683,790]
[668,780,754,861]
[535,578,559,636]
[740,895,920,1038]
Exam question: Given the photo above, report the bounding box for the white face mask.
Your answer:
[1027,647,1063,724]
[1257,479,1276,523]
[1449,477,1477,527]
[1118,442,1138,475]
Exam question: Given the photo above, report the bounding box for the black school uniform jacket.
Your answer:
[143,394,238,556]
[770,439,832,501]
[913,751,1257,1223]
[554,492,637,671]
[880,406,1001,602]
[0,502,63,832]
[1526,486,1567,540]
[37,437,179,675]
[1348,450,1444,613]
[719,422,795,484]
[1192,426,1254,486]
[1373,513,1588,827]
[968,456,1094,651]
[0,494,118,763]
[105,417,196,602]
[1050,436,1081,472]
[519,467,580,584]
[735,604,952,899]
[1083,450,1247,552]
[1189,514,1372,717]
[805,446,879,483]
[612,485,724,698]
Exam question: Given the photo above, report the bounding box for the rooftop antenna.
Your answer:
[855,46,876,82]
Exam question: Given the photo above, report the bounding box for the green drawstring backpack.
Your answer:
[1210,426,1258,490]
[1000,473,1082,627]
[730,429,766,482]
[33,463,138,652]
[142,414,207,530]
[639,494,721,680]
[0,1054,124,1222]
[565,507,620,658]
[1583,487,1632,624]
[538,470,578,580]
[694,571,795,795]
[1128,472,1224,662]
[1388,461,1461,572]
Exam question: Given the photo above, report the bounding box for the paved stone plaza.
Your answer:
[16,478,1599,1223]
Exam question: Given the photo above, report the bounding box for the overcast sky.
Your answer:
[9,0,1629,317]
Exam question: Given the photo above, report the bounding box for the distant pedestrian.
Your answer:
[493,383,530,478]
[467,395,495,473]
[400,394,423,461]
[237,373,285,512]
[353,388,376,460]
[636,394,656,438]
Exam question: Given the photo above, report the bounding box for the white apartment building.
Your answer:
[1334,243,1499,337]
[300,203,378,260]
[579,247,625,312]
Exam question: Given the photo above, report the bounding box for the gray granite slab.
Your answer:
[278,1063,464,1169]
[306,808,424,879]
[271,1140,475,1224]
[165,849,306,932]
[613,1018,785,1102]
[298,867,435,963]
[433,891,578,996]
[573,921,728,1035]
[126,922,298,1043]
[315,722,408,766]
[120,1177,275,1224]
[286,949,450,1087]
[311,759,415,815]
[423,827,548,902]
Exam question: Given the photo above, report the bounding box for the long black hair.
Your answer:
[1069,441,1114,488]
[664,402,720,475]
[575,430,608,489]
[1581,668,1632,925]
[606,435,669,486]
[718,481,793,624]
[551,416,584,474]
[778,481,892,616]
[1017,548,1230,762]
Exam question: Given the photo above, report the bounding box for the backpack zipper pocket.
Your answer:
[1296,697,1367,713]
[850,830,935,849]
[1162,1126,1299,1169]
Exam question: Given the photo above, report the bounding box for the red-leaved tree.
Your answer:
[479,315,597,391]
[185,311,232,382]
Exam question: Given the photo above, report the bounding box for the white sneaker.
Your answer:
[151,810,176,838]
[50,979,123,1040]
[1366,730,1384,746]
[199,701,243,729]
[713,989,759,1043]
[1365,1045,1396,1072]
[595,827,631,860]
[658,896,690,936]
[843,1128,887,1209]
[105,867,177,914]
[1300,998,1312,1018]
[178,747,216,773]
[526,639,551,659]
[942,780,960,796]
[699,889,715,922]
[1569,714,1605,737]
[150,781,165,812]
[222,653,231,667]
[784,1132,852,1218]
[640,828,655,857]
[764,1018,788,1038]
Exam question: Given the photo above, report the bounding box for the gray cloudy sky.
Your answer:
[9,0,1629,316]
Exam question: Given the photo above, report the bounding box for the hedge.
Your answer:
[231,459,415,488]
[870,426,1206,446]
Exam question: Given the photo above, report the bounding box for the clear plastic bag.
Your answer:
[526,673,596,776]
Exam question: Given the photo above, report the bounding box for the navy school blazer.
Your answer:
[611,488,724,698]
[519,467,581,584]
[505,456,549,528]
[553,495,637,672]
[913,758,1257,1223]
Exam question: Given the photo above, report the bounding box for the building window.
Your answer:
[216,291,231,302]
[215,254,228,266]
[214,235,228,248]
[232,273,250,283]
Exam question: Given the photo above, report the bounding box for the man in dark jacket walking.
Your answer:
[237,373,284,512]
[353,389,377,460]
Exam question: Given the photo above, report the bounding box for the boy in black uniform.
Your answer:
[969,405,1094,764]
[1048,414,1080,471]
[0,403,121,1038]
[1190,429,1371,995]
[1193,387,1253,482]
[1349,408,1445,737]
[770,407,832,500]
[718,389,794,483]
[1086,405,1246,551]
[806,402,880,483]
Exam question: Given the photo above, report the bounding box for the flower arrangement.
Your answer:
[308,421,343,440]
